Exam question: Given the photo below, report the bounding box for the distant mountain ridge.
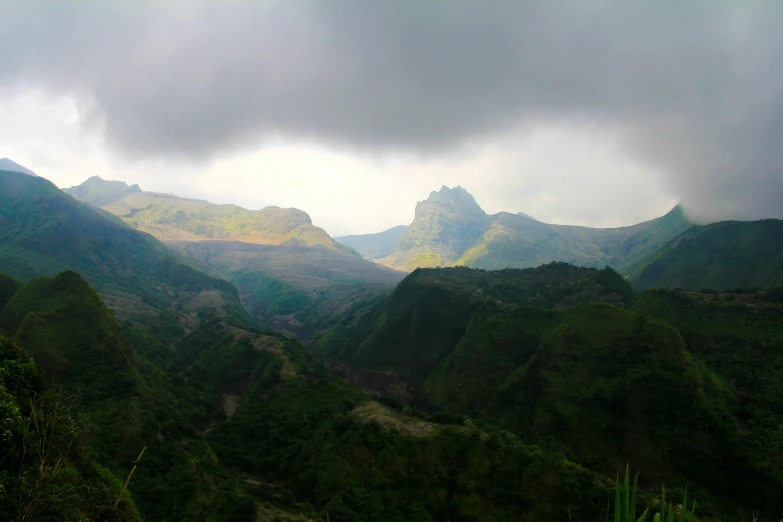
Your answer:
[64,175,141,206]
[65,176,405,336]
[376,185,694,273]
[336,225,409,260]
[0,158,36,176]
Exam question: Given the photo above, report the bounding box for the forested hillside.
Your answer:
[633,219,783,291]
[317,264,783,519]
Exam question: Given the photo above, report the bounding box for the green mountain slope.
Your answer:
[0,169,246,326]
[0,270,272,520]
[633,219,783,291]
[64,175,141,206]
[378,186,692,273]
[104,190,356,253]
[0,267,621,521]
[485,302,773,507]
[379,186,492,270]
[63,181,406,336]
[0,272,20,311]
[336,224,409,260]
[169,239,404,335]
[0,335,142,521]
[318,264,783,516]
[0,271,142,405]
[317,263,633,385]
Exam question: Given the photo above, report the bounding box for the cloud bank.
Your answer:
[1,1,782,221]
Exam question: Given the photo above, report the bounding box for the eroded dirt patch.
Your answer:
[222,393,240,417]
[256,503,313,522]
[350,401,438,437]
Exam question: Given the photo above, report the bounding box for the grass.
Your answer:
[605,465,783,522]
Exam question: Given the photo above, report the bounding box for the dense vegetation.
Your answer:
[0,334,142,521]
[376,186,692,272]
[0,268,622,521]
[317,263,633,383]
[633,220,783,291]
[2,173,782,521]
[318,264,783,520]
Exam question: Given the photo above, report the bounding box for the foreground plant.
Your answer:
[611,463,695,522]
[610,464,783,522]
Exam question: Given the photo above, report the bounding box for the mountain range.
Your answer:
[2,160,783,520]
[0,169,247,330]
[64,176,404,336]
[341,185,694,275]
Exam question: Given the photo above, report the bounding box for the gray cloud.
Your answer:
[1,1,782,220]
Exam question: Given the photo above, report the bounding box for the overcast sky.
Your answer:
[1,1,782,236]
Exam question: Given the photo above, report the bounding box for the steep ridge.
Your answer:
[0,270,271,520]
[64,179,406,336]
[317,263,633,385]
[377,186,692,273]
[0,334,142,521]
[0,272,20,311]
[317,264,783,516]
[0,271,141,405]
[379,186,492,270]
[0,268,620,521]
[104,189,356,252]
[336,224,409,260]
[0,170,246,328]
[633,219,783,291]
[64,175,141,206]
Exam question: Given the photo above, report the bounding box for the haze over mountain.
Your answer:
[0,169,247,328]
[336,225,409,260]
[0,158,36,176]
[64,175,140,206]
[376,186,693,273]
[66,176,404,335]
[4,2,783,519]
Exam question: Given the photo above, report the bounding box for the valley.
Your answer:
[0,165,782,521]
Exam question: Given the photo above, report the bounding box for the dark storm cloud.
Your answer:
[1,1,782,220]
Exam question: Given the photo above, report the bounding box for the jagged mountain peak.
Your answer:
[417,185,486,218]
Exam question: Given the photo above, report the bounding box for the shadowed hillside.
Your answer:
[64,178,406,337]
[0,170,247,328]
[633,219,783,291]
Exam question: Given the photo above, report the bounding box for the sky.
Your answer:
[1,1,782,236]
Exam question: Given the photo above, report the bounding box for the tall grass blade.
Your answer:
[624,463,631,522]
[630,471,639,520]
